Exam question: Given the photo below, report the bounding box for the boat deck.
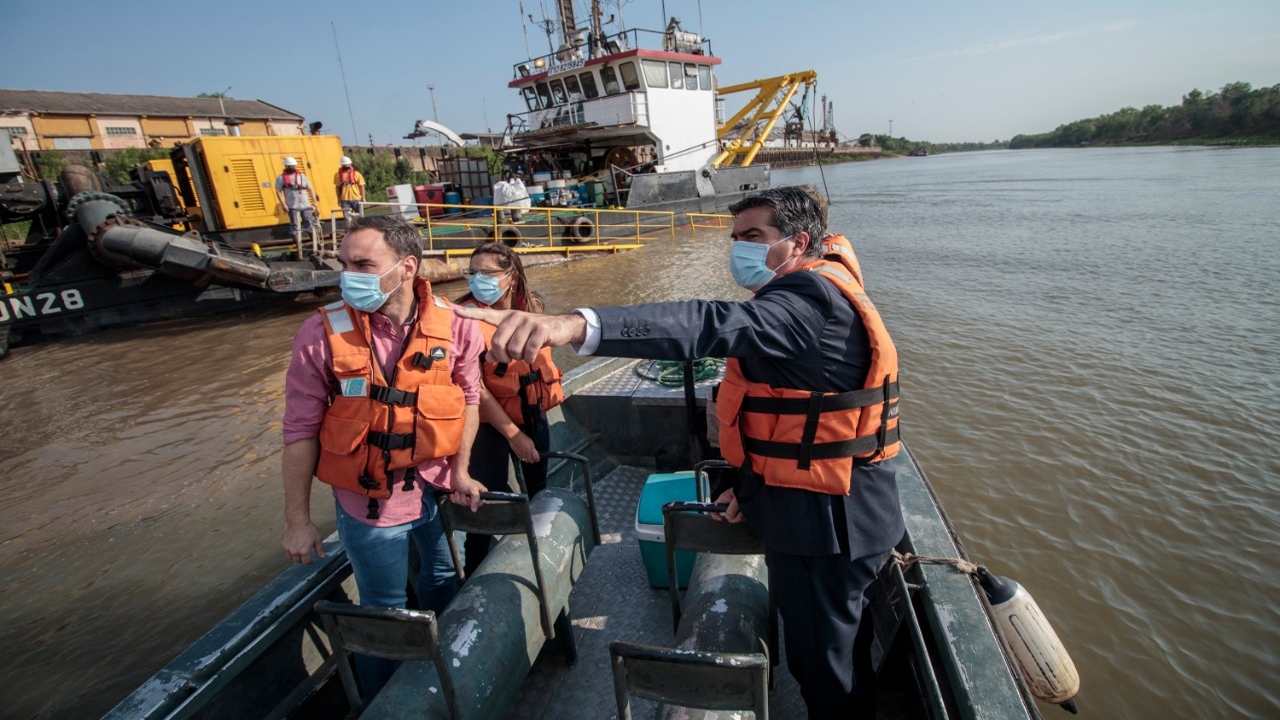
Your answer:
[505,464,806,719]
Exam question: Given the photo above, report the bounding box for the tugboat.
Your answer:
[503,4,780,215]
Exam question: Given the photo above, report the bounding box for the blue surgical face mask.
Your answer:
[729,235,794,291]
[340,258,405,312]
[467,271,509,306]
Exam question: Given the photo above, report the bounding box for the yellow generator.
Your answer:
[146,135,346,244]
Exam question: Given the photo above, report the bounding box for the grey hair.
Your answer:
[347,215,423,260]
[728,186,826,258]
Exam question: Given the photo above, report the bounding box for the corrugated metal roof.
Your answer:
[0,89,303,121]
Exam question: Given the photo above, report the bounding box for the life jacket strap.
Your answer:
[369,384,417,406]
[366,497,380,520]
[739,381,899,415]
[744,425,900,464]
[797,392,824,470]
[367,431,415,450]
[517,370,543,426]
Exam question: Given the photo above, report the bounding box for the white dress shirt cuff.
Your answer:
[573,308,602,355]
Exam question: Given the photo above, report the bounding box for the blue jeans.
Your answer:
[340,199,362,227]
[335,489,458,698]
[288,207,314,234]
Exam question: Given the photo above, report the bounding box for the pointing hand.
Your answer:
[452,306,587,364]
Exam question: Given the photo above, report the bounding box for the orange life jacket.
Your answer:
[315,278,466,510]
[461,298,564,425]
[282,170,307,188]
[338,167,358,186]
[821,233,864,287]
[715,253,900,495]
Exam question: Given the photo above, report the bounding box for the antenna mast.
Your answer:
[519,1,532,57]
[556,0,577,49]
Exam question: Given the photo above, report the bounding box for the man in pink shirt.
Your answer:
[281,215,485,698]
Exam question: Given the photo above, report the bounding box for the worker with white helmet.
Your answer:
[275,156,319,239]
[334,155,366,230]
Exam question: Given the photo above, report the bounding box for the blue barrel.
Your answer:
[444,191,462,207]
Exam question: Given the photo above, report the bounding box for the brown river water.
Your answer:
[1,147,1277,719]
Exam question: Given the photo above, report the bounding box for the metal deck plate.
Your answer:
[504,465,804,719]
[573,359,723,407]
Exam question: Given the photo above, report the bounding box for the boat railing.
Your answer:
[511,28,714,81]
[687,213,733,234]
[356,201,677,256]
[510,91,650,136]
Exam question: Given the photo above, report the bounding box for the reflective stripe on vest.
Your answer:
[313,278,466,502]
[821,233,864,287]
[715,258,900,495]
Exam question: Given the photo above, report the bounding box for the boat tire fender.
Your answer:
[494,224,523,247]
[564,215,594,244]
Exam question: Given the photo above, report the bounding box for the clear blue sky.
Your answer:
[8,0,1278,145]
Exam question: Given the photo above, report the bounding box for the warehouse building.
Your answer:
[0,89,306,151]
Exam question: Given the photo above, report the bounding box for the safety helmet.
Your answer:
[340,156,353,166]
[283,157,298,167]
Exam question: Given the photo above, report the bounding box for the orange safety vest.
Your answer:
[461,298,564,425]
[821,233,864,287]
[315,279,466,507]
[715,251,900,495]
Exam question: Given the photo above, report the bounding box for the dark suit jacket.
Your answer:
[593,269,905,559]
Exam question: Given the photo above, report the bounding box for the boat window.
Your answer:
[665,61,686,89]
[618,61,641,91]
[641,59,667,88]
[699,65,712,91]
[578,71,599,99]
[521,87,538,111]
[684,63,699,91]
[549,79,568,105]
[536,82,552,109]
[563,74,582,97]
[600,66,621,95]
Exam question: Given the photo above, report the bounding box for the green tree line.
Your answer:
[856,134,1008,155]
[1010,82,1280,149]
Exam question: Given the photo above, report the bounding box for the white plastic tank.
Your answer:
[386,184,418,219]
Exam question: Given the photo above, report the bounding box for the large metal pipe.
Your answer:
[661,552,771,719]
[96,225,272,287]
[361,487,595,720]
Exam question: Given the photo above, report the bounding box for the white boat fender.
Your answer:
[976,567,1081,714]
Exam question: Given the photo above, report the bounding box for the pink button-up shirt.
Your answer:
[283,301,483,526]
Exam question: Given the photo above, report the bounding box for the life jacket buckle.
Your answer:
[412,346,448,370]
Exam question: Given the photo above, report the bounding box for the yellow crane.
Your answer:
[712,69,818,168]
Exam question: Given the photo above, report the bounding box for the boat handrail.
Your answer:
[687,213,733,234]
[358,201,678,252]
[511,28,714,81]
[102,538,352,720]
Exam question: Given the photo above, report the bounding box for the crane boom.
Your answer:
[712,70,818,168]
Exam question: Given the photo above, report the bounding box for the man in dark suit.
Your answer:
[455,186,904,718]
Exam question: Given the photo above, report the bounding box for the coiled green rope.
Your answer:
[633,358,725,386]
